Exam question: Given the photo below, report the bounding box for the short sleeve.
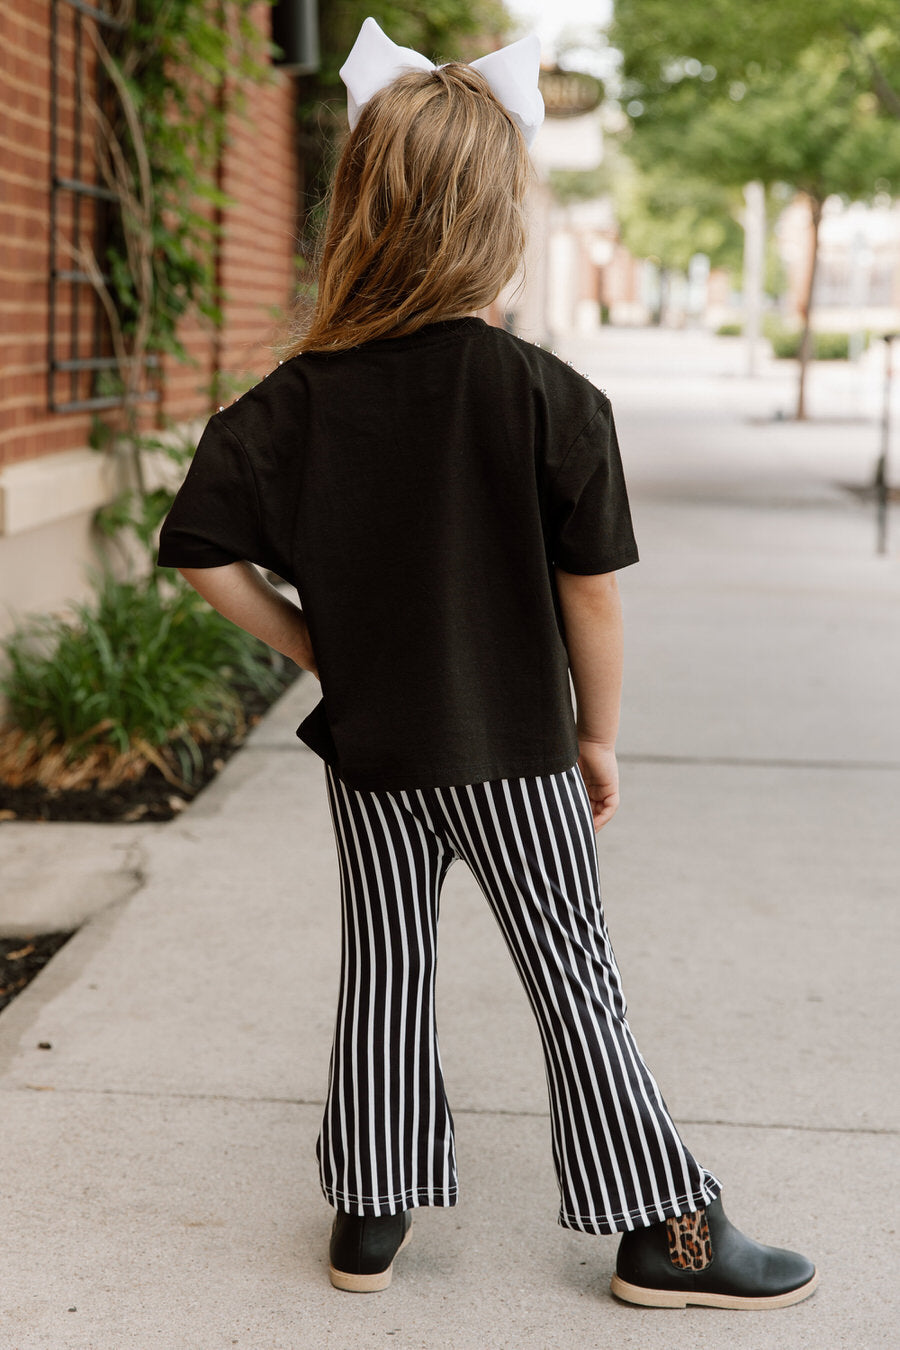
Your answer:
[157,417,274,571]
[547,398,639,574]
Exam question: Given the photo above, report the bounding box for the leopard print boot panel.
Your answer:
[666,1208,713,1271]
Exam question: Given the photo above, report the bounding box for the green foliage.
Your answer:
[549,164,613,205]
[716,322,743,336]
[765,322,857,360]
[610,0,900,416]
[767,325,804,360]
[94,420,203,567]
[612,155,744,274]
[611,4,900,201]
[1,574,284,777]
[104,1,273,362]
[84,4,276,570]
[95,485,176,558]
[813,332,854,360]
[611,0,900,123]
[3,7,288,784]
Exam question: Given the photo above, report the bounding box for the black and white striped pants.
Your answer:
[318,762,720,1234]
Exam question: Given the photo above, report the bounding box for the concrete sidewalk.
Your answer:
[1,328,898,1349]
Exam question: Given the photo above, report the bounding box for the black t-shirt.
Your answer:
[157,316,638,790]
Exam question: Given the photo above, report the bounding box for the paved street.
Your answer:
[1,326,898,1349]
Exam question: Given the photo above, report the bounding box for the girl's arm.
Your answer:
[178,562,318,678]
[555,567,624,831]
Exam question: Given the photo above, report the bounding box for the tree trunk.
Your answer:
[796,195,823,421]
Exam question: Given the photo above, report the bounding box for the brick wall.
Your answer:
[0,0,301,467]
[219,77,301,383]
[0,0,97,468]
[162,72,301,418]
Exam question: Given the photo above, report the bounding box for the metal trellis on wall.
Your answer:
[48,0,157,414]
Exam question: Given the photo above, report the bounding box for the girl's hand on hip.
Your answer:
[178,562,319,678]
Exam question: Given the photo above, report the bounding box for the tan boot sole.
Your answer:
[610,1269,819,1310]
[329,1221,413,1293]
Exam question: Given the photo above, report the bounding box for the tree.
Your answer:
[612,0,900,121]
[610,3,900,416]
[611,157,744,323]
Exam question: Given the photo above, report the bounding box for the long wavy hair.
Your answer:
[283,63,530,356]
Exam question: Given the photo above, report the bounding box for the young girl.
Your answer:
[158,17,817,1309]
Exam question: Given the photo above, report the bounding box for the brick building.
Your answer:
[0,1,304,633]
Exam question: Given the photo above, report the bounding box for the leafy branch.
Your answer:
[67,1,273,563]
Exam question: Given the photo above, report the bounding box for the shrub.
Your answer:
[768,326,803,359]
[716,322,743,337]
[0,573,285,788]
[765,323,854,360]
[813,331,852,361]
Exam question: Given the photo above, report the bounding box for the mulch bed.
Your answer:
[0,933,74,1015]
[0,671,298,825]
[0,671,298,1011]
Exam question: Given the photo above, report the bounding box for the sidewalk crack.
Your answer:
[0,1083,895,1137]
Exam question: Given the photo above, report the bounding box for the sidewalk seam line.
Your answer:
[0,1084,894,1137]
[618,754,900,771]
[171,745,900,770]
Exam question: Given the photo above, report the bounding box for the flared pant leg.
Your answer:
[429,767,721,1234]
[318,764,459,1215]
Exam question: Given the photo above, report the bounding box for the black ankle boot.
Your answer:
[611,1196,818,1309]
[328,1210,413,1292]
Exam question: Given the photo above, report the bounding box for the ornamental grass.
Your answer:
[0,572,283,792]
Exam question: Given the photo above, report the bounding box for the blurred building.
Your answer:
[0,0,311,634]
[499,81,728,340]
[777,196,900,334]
[500,108,607,343]
[495,90,641,344]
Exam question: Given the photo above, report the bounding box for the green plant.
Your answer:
[716,322,743,336]
[549,164,612,205]
[765,323,854,360]
[768,326,801,358]
[98,2,272,366]
[74,2,274,556]
[813,331,854,360]
[611,0,900,415]
[2,7,290,792]
[92,419,201,568]
[0,573,284,786]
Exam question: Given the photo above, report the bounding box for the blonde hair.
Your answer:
[284,63,530,356]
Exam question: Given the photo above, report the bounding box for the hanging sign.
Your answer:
[539,67,603,118]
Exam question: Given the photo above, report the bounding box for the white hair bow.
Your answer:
[340,16,545,148]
